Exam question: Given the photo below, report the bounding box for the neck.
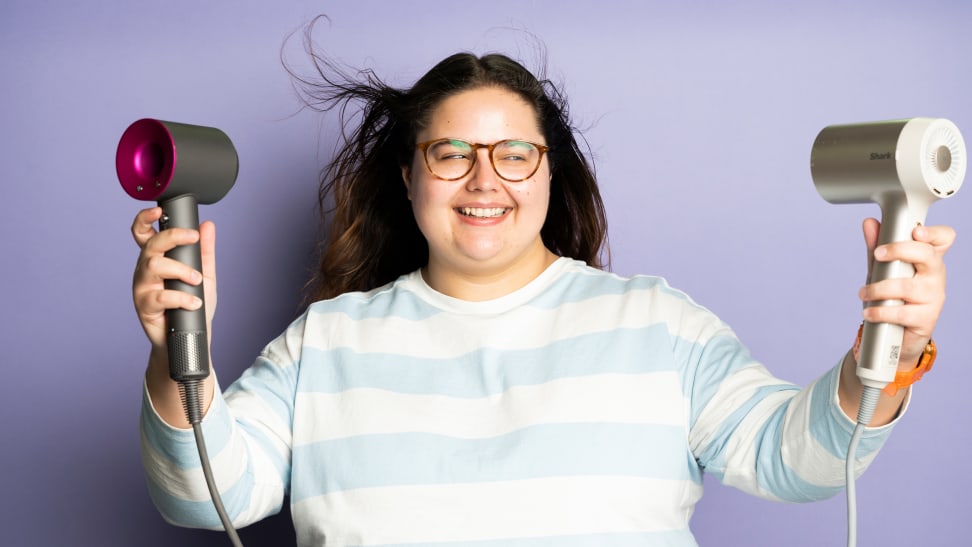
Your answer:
[423,248,560,302]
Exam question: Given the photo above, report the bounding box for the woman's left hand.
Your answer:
[858,218,956,368]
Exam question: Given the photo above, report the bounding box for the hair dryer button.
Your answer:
[159,214,170,230]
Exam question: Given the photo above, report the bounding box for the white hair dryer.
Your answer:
[811,117,965,388]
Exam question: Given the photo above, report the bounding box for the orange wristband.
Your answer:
[853,323,937,397]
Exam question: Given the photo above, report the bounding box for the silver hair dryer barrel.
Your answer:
[811,117,965,388]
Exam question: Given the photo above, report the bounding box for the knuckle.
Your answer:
[145,254,166,273]
[152,290,168,307]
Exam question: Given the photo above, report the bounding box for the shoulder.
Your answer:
[305,270,432,320]
[554,259,698,306]
[553,260,732,339]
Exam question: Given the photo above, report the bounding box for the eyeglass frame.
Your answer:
[415,138,551,182]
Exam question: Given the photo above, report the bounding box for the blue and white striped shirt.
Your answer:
[141,257,896,546]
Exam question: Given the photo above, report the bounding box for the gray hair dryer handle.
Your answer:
[160,194,210,381]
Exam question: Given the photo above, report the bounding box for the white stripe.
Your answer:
[141,395,286,527]
[259,313,305,368]
[688,363,784,456]
[781,376,879,487]
[688,363,798,500]
[224,388,292,460]
[305,287,726,358]
[293,372,686,445]
[292,475,701,545]
[140,409,249,504]
[718,389,796,500]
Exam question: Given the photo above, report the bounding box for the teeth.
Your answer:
[460,207,507,218]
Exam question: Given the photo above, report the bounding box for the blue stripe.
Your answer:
[528,267,670,309]
[691,383,798,480]
[225,354,298,434]
[140,389,232,469]
[750,393,844,502]
[362,530,698,547]
[308,278,443,321]
[234,419,291,487]
[141,393,283,527]
[142,387,291,508]
[676,332,758,429]
[305,262,682,321]
[290,422,698,501]
[293,325,677,397]
[145,462,276,530]
[694,379,847,502]
[808,363,889,460]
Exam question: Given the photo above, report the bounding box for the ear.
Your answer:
[401,164,413,199]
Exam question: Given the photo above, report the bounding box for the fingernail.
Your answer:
[914,226,927,239]
[874,246,888,259]
[192,271,203,284]
[190,297,203,309]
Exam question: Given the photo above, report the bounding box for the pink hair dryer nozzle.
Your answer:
[116,118,238,386]
[116,118,237,204]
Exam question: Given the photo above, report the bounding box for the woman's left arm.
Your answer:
[838,218,956,426]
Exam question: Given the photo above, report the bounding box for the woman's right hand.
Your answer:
[131,206,218,350]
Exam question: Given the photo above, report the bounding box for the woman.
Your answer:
[131,51,954,546]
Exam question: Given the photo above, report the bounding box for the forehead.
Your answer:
[421,87,542,142]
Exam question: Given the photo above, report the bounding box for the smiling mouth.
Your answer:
[458,207,509,218]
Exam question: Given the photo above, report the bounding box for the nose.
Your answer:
[465,148,500,191]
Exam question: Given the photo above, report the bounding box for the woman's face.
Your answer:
[402,86,553,298]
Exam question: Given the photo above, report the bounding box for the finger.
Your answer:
[862,302,938,336]
[862,218,880,250]
[873,239,943,277]
[132,207,163,248]
[859,276,942,306]
[135,287,204,316]
[141,226,201,257]
[912,224,956,252]
[138,254,204,287]
[199,221,217,282]
[873,225,955,266]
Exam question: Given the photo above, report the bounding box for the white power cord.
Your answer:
[846,385,882,547]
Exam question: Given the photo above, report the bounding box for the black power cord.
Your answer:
[180,379,244,547]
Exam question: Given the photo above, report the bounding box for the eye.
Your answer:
[430,139,473,161]
[498,152,527,162]
[495,140,537,162]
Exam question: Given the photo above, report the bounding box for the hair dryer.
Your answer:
[116,118,238,385]
[811,117,965,389]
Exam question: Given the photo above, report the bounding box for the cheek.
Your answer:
[516,177,550,207]
[416,184,450,210]
[408,178,451,228]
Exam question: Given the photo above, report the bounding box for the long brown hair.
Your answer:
[290,30,608,303]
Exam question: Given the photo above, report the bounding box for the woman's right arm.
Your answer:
[131,206,217,428]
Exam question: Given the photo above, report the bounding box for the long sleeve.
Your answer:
[139,315,305,530]
[683,326,902,502]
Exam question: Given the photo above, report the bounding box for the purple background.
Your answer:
[2,1,970,545]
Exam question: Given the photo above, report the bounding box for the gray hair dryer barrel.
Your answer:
[116,118,238,382]
[810,117,965,389]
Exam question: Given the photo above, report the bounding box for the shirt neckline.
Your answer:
[402,257,578,315]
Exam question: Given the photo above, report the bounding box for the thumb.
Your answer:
[862,217,880,286]
[199,220,217,282]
